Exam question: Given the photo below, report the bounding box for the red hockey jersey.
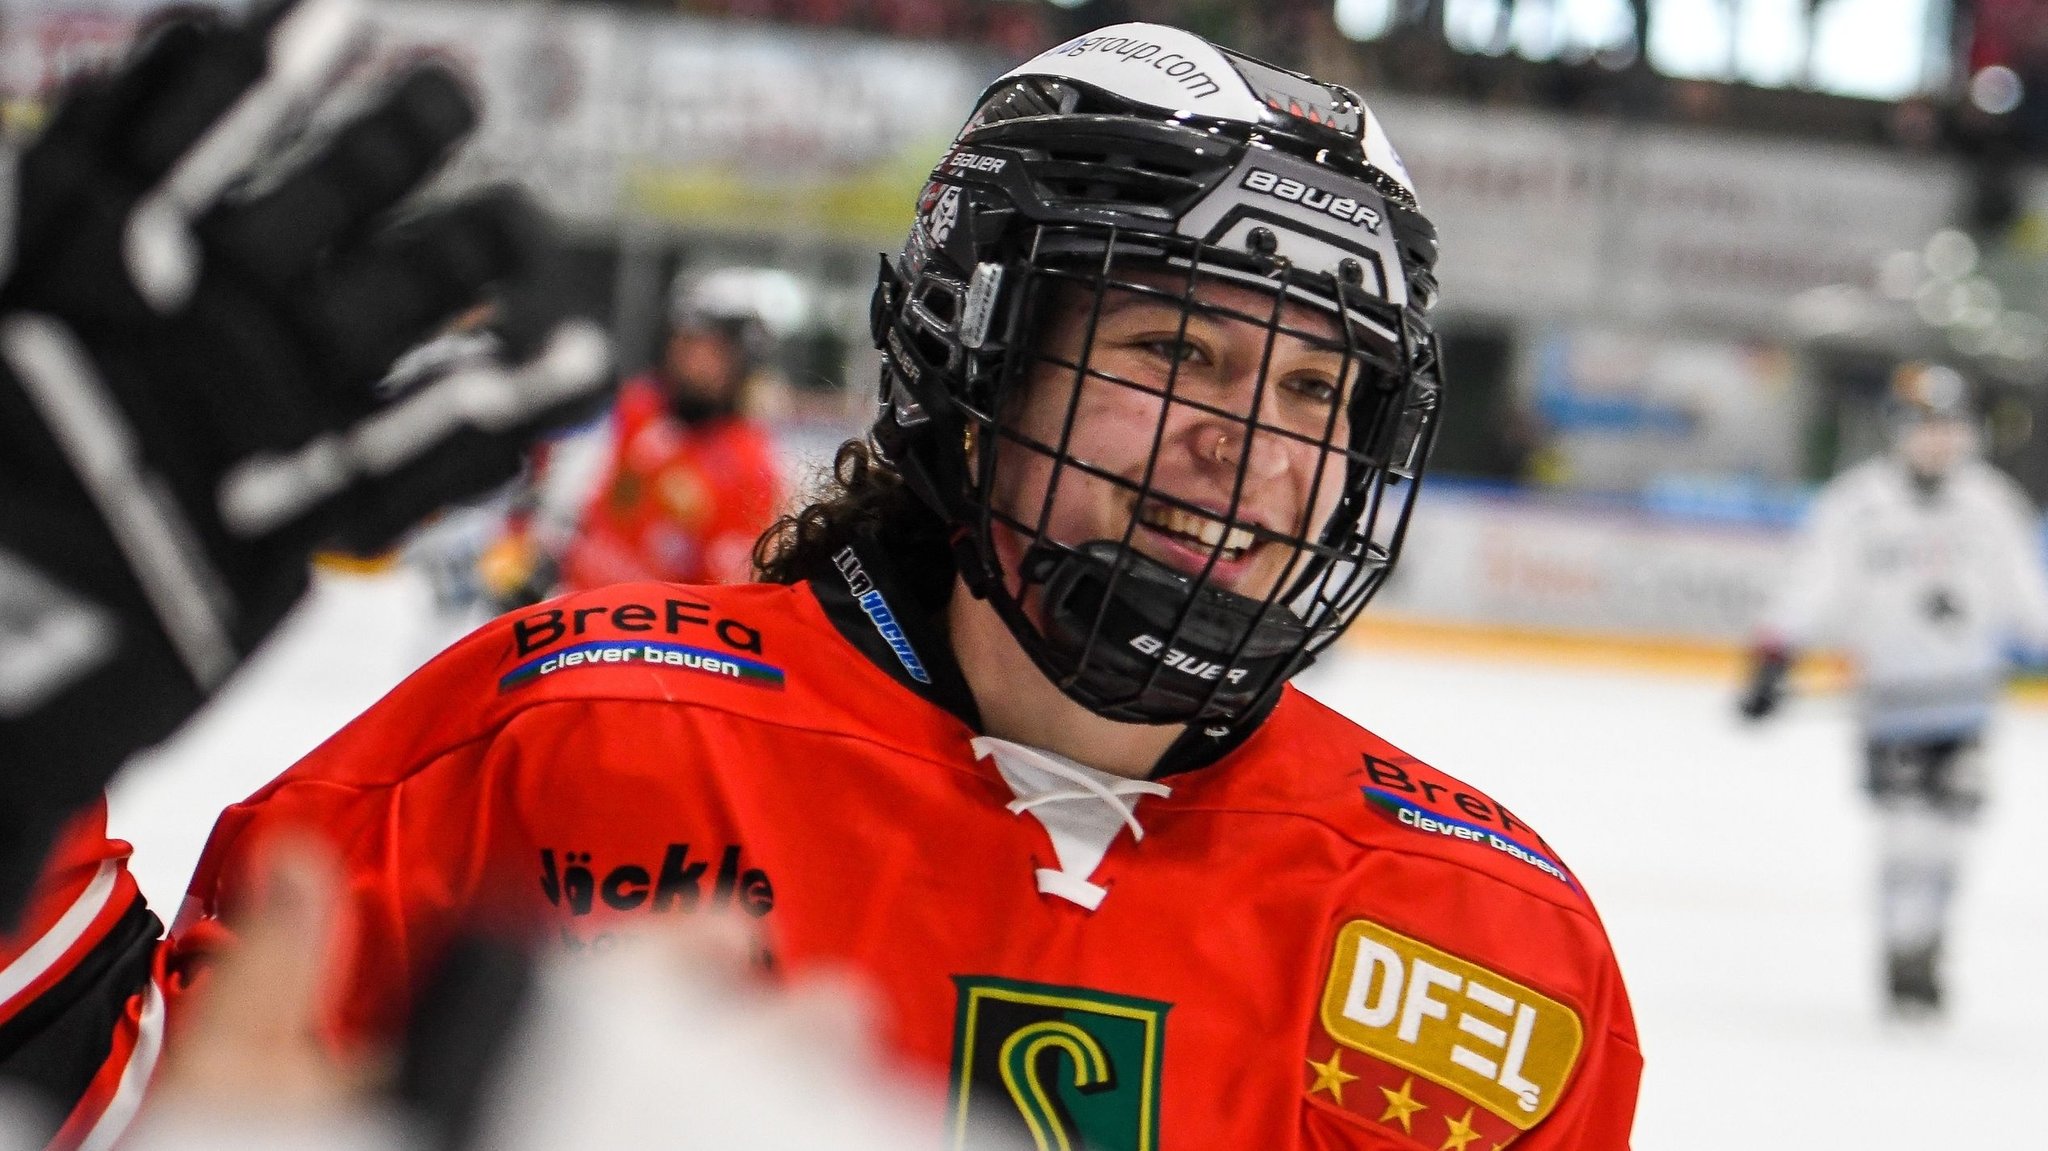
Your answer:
[557,376,781,590]
[2,538,1640,1149]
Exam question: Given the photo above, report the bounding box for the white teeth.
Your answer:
[1140,506,1257,556]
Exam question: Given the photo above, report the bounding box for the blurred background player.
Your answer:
[479,271,787,606]
[1739,362,2048,1016]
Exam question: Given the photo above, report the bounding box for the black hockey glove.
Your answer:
[1737,645,1792,722]
[0,0,610,923]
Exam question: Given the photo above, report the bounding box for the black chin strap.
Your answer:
[1152,689,1279,778]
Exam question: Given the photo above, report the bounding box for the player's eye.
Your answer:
[1284,372,1342,405]
[1135,335,1210,368]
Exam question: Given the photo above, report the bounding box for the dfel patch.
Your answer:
[1304,920,1584,1147]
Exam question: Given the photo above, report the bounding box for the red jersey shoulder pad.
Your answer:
[1261,690,1584,903]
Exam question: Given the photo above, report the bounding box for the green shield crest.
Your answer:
[949,975,1170,1151]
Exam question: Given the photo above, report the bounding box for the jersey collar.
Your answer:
[800,529,1277,779]
[804,529,984,728]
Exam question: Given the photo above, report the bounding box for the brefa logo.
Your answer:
[1317,921,1583,1132]
[508,597,766,658]
[498,640,785,693]
[834,546,932,684]
[1362,788,1571,887]
[949,976,1168,1151]
[1239,167,1383,232]
[1355,754,1569,887]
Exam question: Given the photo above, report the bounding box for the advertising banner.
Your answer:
[1376,486,1795,640]
[1372,95,1968,333]
[364,2,999,238]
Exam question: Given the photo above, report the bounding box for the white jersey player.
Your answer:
[1740,362,2048,1014]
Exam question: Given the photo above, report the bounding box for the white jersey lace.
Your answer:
[971,735,1172,911]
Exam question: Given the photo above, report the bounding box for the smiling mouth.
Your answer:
[1137,503,1259,563]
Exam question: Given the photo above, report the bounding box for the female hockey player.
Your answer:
[1740,362,2048,1016]
[5,23,1641,1150]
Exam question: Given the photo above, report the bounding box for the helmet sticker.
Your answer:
[1001,23,1263,122]
[921,182,963,246]
[1362,108,1417,200]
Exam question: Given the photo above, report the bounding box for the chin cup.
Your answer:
[1033,540,1308,725]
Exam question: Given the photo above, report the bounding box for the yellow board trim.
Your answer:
[311,550,400,575]
[1351,614,2048,706]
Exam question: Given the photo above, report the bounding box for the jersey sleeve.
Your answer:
[0,600,580,1149]
[0,801,173,1151]
[1493,977,1640,1151]
[0,668,511,1151]
[1292,734,1643,1151]
[1986,473,2048,654]
[171,627,550,1049]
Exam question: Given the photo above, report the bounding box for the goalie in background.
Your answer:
[1739,362,2048,1016]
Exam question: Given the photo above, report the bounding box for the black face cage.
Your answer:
[888,220,1439,728]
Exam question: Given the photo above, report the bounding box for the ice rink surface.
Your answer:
[109,570,2048,1149]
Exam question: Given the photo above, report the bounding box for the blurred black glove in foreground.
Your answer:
[1737,644,1792,722]
[0,0,611,924]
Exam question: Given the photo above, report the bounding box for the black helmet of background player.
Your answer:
[661,272,771,423]
[870,23,1443,728]
[1887,362,1978,484]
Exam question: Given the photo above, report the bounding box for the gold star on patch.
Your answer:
[1378,1075,1428,1133]
[1440,1106,1483,1151]
[1305,1049,1359,1104]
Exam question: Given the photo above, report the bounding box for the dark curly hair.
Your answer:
[753,438,953,595]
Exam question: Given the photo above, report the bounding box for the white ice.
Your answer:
[108,570,2048,1149]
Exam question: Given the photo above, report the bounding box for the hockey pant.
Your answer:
[1865,735,1983,954]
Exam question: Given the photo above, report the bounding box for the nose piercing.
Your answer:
[1210,430,1235,465]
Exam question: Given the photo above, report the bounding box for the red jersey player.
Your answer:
[555,278,783,591]
[480,277,784,605]
[3,22,1641,1150]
